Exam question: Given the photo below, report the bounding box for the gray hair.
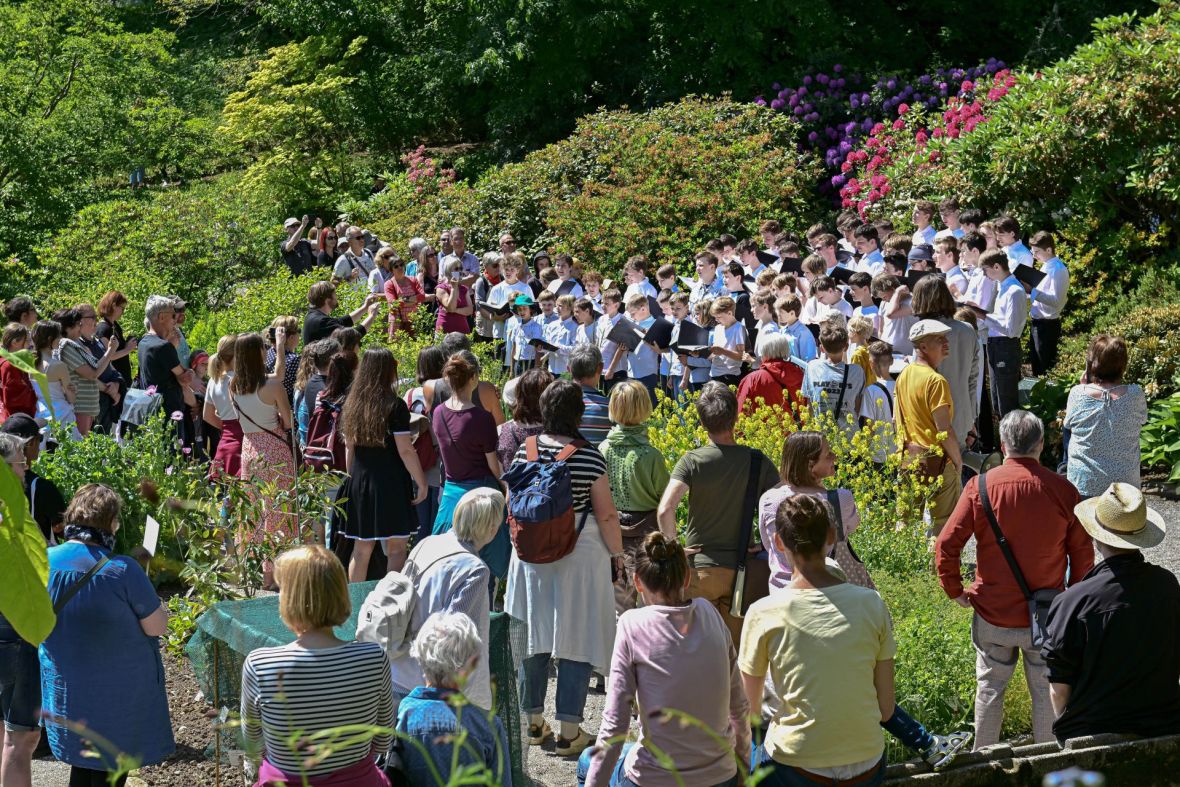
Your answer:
[452,488,505,546]
[441,257,463,278]
[144,295,175,326]
[439,332,471,360]
[408,237,428,258]
[481,252,502,269]
[411,611,481,688]
[569,344,603,381]
[449,226,466,238]
[999,410,1044,457]
[0,433,26,465]
[759,333,793,362]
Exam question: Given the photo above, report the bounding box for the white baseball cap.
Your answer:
[283,217,301,229]
[908,319,953,343]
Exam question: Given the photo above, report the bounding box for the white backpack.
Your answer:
[355,550,464,659]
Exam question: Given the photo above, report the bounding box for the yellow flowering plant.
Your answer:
[648,388,941,579]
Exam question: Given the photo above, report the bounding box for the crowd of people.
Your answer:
[0,198,1170,787]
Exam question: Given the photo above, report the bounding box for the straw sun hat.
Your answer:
[1075,483,1166,550]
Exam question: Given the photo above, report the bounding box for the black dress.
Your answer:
[336,398,415,540]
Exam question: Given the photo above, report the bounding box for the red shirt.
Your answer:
[935,457,1094,629]
[0,359,37,420]
[384,275,426,337]
[736,358,805,413]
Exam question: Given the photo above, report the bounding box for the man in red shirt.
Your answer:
[935,410,1093,750]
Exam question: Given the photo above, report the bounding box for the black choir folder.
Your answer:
[671,322,713,357]
[604,317,675,352]
[476,300,512,318]
[528,337,560,352]
[1013,265,1046,289]
[605,318,644,352]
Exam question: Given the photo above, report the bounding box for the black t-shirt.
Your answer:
[282,238,315,276]
[137,334,185,415]
[96,318,132,384]
[302,310,362,346]
[25,470,66,543]
[316,249,336,270]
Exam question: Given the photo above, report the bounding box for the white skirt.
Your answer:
[505,512,616,672]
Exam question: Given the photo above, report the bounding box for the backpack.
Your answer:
[304,395,345,472]
[501,435,589,564]
[355,549,464,659]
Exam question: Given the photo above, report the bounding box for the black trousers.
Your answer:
[1029,318,1062,376]
[976,345,997,452]
[70,767,127,787]
[987,336,1023,419]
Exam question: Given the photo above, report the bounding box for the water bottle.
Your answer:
[1044,767,1105,787]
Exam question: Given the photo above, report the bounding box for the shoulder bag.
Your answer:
[978,471,1060,648]
[731,450,770,618]
[230,391,302,466]
[831,362,852,422]
[826,489,874,589]
[54,555,111,614]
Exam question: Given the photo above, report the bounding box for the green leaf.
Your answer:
[0,458,54,645]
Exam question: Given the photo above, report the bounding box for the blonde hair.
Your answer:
[269,315,298,346]
[624,292,648,310]
[452,488,505,545]
[275,545,351,633]
[709,296,736,316]
[608,379,652,426]
[847,315,874,341]
[208,334,237,382]
[556,294,576,312]
[63,484,122,532]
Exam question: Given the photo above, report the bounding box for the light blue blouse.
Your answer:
[1064,383,1148,498]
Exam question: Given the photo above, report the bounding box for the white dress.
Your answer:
[35,368,79,440]
[504,439,616,672]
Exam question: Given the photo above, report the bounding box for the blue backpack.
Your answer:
[501,436,589,564]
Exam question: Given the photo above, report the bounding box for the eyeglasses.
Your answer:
[502,240,516,246]
[391,263,405,269]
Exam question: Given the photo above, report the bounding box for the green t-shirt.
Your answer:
[670,443,780,569]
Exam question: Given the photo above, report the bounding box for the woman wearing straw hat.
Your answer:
[1042,482,1180,743]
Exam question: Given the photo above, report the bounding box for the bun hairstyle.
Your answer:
[634,532,688,598]
[773,494,832,560]
[442,354,477,391]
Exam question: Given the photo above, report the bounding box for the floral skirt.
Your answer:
[239,430,296,543]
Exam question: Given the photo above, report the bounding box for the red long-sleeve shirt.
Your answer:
[936,457,1094,629]
[0,359,37,420]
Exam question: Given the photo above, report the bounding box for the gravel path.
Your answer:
[27,490,1180,786]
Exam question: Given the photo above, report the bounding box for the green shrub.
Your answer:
[1142,392,1180,482]
[866,4,1180,330]
[347,97,823,279]
[26,175,277,330]
[1052,272,1180,399]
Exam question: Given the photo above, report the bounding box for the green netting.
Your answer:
[185,582,529,786]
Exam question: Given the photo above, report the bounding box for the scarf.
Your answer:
[63,524,117,552]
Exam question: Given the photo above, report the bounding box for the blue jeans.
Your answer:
[413,485,440,543]
[521,653,592,724]
[0,615,41,732]
[881,705,933,753]
[752,745,885,787]
[577,742,739,786]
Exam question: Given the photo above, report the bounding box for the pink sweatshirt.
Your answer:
[584,598,751,787]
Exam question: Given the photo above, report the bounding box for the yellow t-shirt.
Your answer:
[895,362,953,449]
[849,345,877,386]
[738,584,895,769]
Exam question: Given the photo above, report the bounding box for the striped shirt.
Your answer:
[512,435,607,512]
[579,385,612,445]
[241,641,394,777]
